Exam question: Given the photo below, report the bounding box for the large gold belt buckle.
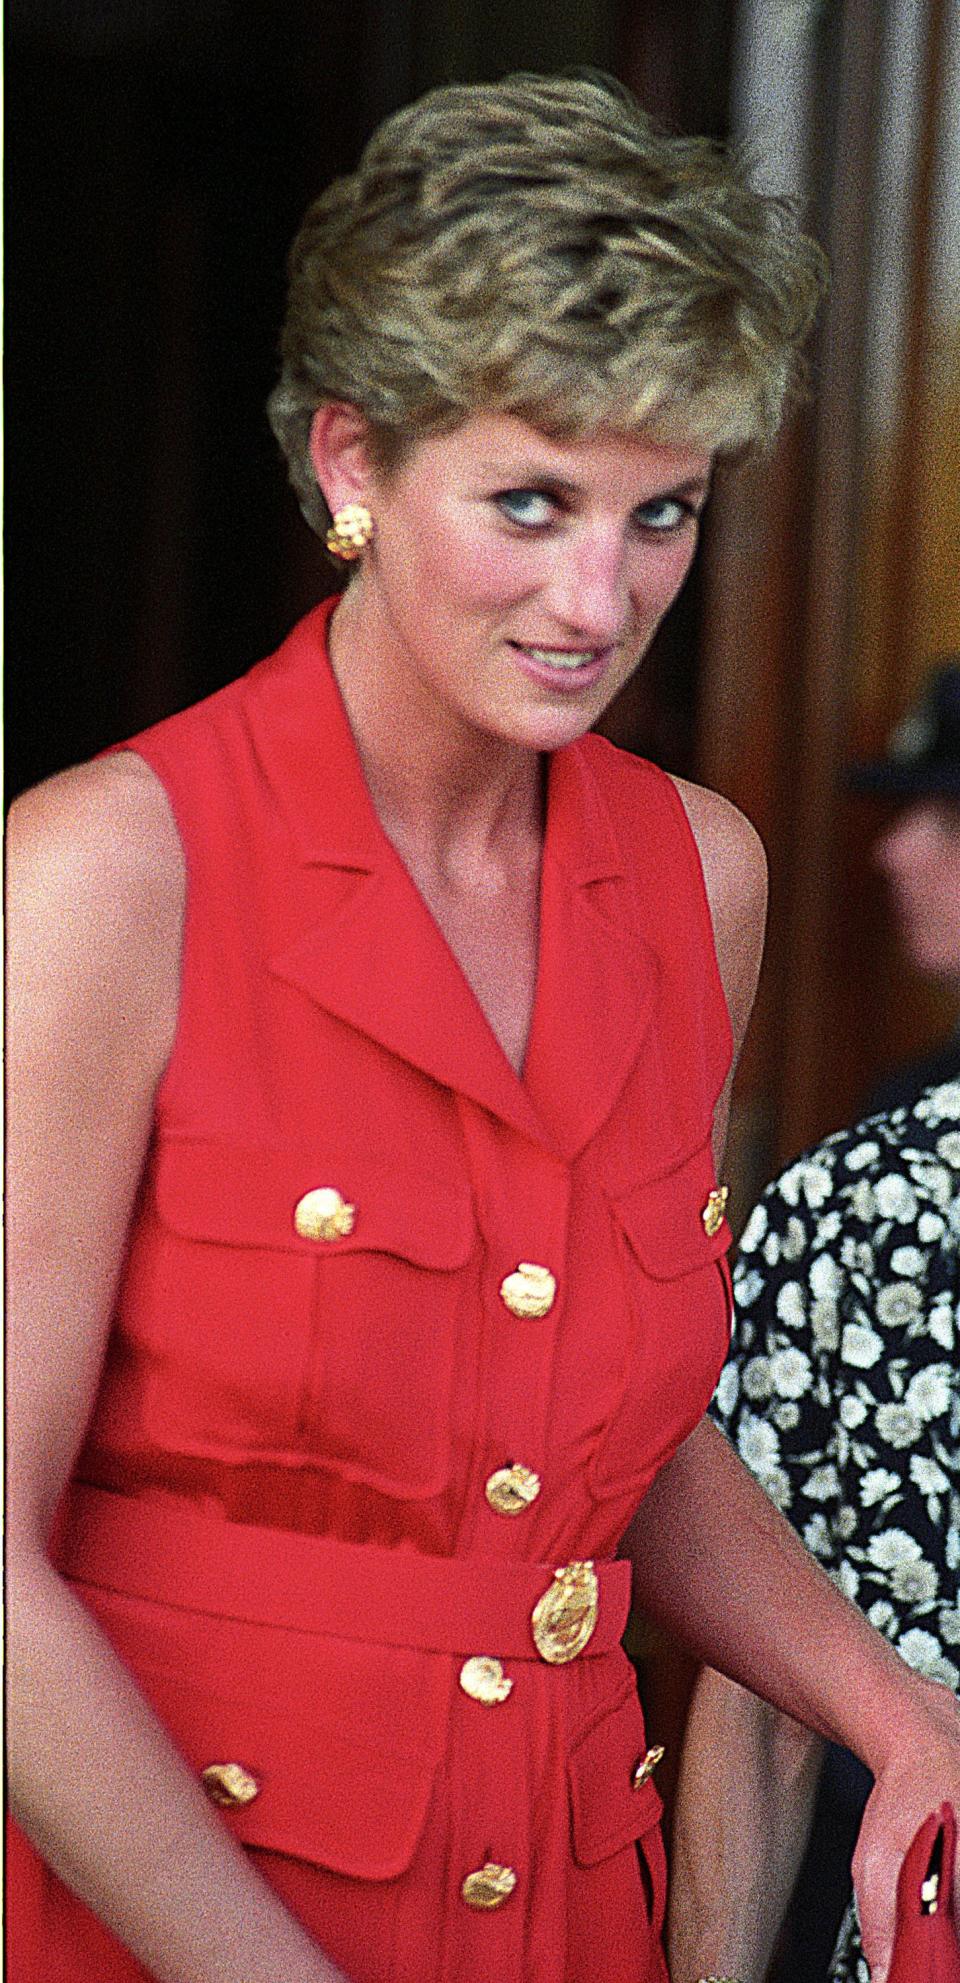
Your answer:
[531,1560,599,1664]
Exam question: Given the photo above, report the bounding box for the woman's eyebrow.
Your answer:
[658,474,712,500]
[478,462,580,493]
[477,464,713,500]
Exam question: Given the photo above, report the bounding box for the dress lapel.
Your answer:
[522,741,661,1163]
[271,863,549,1145]
[249,599,658,1157]
[251,601,549,1147]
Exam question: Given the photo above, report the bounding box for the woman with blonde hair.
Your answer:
[8,69,959,1983]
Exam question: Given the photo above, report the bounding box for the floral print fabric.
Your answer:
[710,1081,960,1982]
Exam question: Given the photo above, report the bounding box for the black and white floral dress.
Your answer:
[711,1081,960,1983]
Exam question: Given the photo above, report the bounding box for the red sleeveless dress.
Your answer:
[9,596,733,1983]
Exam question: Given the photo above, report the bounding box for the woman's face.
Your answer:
[348,412,712,755]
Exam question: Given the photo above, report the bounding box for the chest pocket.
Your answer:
[588,1133,733,1502]
[124,1136,477,1498]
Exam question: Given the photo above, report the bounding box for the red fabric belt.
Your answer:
[57,1484,632,1660]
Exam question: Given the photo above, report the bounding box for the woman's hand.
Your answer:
[852,1674,960,1982]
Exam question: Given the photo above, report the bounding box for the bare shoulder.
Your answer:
[669,776,768,1055]
[8,751,184,940]
[8,750,182,900]
[669,776,767,920]
[7,752,185,1067]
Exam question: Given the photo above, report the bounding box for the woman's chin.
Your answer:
[497,702,606,756]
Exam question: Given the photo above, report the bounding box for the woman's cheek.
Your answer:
[632,535,699,619]
[448,537,545,606]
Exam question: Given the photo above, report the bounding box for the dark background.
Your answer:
[8,0,736,798]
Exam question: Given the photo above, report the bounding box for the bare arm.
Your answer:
[623,1417,960,1983]
[668,1667,824,1983]
[7,757,348,1983]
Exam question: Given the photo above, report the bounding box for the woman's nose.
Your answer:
[545,533,631,646]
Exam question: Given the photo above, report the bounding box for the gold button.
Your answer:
[294,1187,356,1242]
[485,1463,541,1515]
[632,1744,665,1790]
[201,1762,260,1808]
[459,1656,514,1706]
[701,1186,729,1238]
[531,1560,599,1664]
[461,1862,517,1910]
[499,1262,556,1318]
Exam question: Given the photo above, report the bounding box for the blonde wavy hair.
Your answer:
[268,70,827,539]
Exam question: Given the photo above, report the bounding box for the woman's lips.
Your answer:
[508,641,612,690]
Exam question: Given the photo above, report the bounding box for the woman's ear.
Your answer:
[308,403,375,517]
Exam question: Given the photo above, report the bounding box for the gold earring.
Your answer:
[325,503,374,561]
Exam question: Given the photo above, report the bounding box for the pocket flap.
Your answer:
[568,1682,664,1867]
[140,1661,437,1879]
[152,1135,474,1268]
[610,1135,731,1280]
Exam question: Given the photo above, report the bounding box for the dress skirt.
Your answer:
[7,1488,669,1983]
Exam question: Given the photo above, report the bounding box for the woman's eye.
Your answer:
[495,489,556,528]
[635,496,698,533]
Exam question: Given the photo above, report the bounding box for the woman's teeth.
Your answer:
[524,646,597,671]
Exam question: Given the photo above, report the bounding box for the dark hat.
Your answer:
[847,662,960,798]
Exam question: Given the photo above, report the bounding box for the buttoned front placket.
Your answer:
[454,1101,572,1558]
[436,1098,573,1976]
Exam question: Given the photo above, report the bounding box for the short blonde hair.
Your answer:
[268,70,827,538]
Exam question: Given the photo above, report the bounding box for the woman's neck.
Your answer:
[327,585,546,889]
